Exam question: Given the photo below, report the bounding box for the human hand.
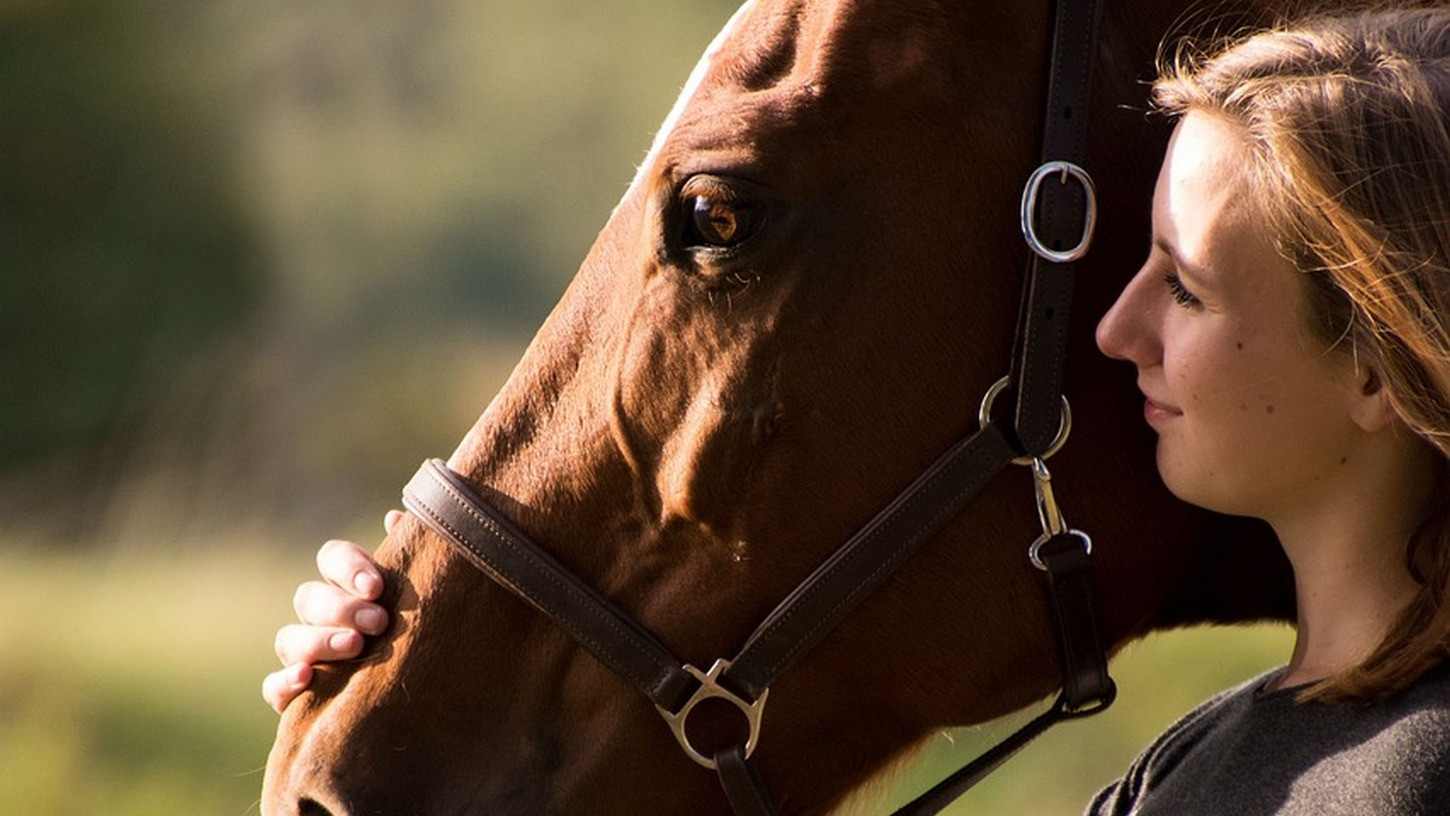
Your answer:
[261,511,400,713]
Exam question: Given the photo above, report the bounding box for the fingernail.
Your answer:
[330,632,359,653]
[354,572,380,597]
[354,607,385,633]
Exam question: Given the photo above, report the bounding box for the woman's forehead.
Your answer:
[1155,115,1264,259]
[1160,114,1257,216]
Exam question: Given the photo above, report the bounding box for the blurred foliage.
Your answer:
[0,0,257,470]
[0,0,738,545]
[0,545,310,815]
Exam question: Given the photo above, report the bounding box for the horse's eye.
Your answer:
[679,176,762,250]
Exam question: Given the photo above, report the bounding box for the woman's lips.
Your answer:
[1143,396,1182,426]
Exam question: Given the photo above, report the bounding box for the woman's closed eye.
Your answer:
[1163,272,1202,309]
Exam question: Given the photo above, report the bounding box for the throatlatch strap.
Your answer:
[892,700,1066,816]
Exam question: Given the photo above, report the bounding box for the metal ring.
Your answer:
[655,659,768,770]
[977,376,1072,465]
[1029,529,1093,571]
[1020,160,1098,263]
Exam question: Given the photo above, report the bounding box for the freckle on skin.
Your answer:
[1237,342,1244,350]
[1340,456,1349,465]
[1265,405,1275,415]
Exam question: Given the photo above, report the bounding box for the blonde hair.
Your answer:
[1154,5,1450,702]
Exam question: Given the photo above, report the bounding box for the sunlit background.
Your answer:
[0,1,1290,813]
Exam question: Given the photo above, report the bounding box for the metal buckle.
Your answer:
[1020,160,1097,263]
[977,376,1072,466]
[656,659,768,770]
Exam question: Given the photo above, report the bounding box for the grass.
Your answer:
[0,544,313,816]
[0,543,1292,815]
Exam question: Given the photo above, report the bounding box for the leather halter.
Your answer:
[401,0,1113,812]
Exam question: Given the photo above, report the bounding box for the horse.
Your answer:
[262,0,1297,813]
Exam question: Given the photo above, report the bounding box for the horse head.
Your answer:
[263,1,1289,813]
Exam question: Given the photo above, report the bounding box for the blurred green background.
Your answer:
[0,0,1291,813]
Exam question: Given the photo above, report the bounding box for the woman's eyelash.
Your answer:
[1162,273,1201,308]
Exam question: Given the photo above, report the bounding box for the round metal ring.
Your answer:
[1029,529,1093,571]
[977,376,1072,465]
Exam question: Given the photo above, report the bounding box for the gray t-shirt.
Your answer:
[1087,665,1450,815]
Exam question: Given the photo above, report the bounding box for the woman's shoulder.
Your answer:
[1358,663,1450,756]
[1084,668,1278,815]
[1295,665,1450,812]
[1086,664,1450,816]
[1232,662,1450,777]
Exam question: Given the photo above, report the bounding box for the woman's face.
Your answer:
[1095,112,1365,521]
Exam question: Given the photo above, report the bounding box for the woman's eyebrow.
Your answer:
[1153,236,1211,288]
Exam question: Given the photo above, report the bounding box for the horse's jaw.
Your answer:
[261,519,806,816]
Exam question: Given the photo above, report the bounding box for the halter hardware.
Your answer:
[1020,160,1098,263]
[656,659,768,770]
[978,375,1072,465]
[1028,456,1092,571]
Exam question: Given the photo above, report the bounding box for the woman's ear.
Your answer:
[1347,363,1398,432]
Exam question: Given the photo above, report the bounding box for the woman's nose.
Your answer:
[1095,265,1159,366]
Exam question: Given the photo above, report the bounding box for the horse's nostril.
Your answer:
[298,798,333,816]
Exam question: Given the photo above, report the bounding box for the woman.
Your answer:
[264,7,1450,812]
[1087,7,1450,812]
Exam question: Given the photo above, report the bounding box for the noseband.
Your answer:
[402,0,1112,812]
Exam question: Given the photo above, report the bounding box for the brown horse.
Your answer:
[262,0,1296,813]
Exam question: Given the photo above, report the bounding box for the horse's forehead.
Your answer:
[715,0,966,100]
[622,0,1040,202]
[677,0,1045,152]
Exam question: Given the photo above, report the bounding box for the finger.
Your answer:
[292,582,388,634]
[383,510,404,535]
[274,623,366,666]
[262,663,312,713]
[316,539,384,599]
